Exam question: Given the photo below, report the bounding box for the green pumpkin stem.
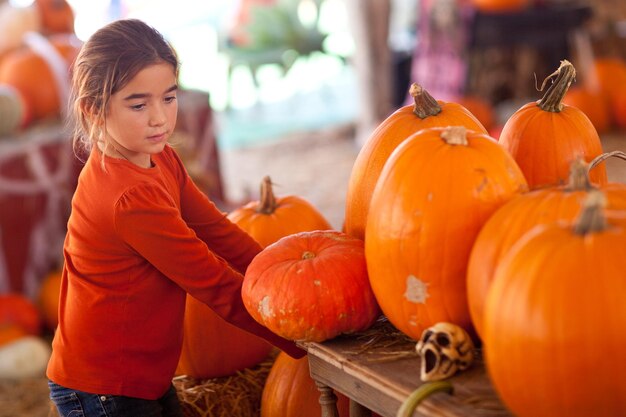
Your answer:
[441,126,468,146]
[537,60,576,113]
[396,381,454,417]
[573,190,608,235]
[257,176,277,214]
[411,83,442,119]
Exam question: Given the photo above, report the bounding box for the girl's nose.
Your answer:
[150,104,167,126]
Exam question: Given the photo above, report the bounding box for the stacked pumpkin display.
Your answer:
[0,0,80,137]
[334,58,625,417]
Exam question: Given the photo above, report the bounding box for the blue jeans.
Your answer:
[48,380,182,417]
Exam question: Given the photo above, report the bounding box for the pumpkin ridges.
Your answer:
[484,192,626,416]
[366,127,527,341]
[466,158,626,340]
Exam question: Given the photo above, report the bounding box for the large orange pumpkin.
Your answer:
[175,295,273,378]
[365,126,527,341]
[261,351,350,417]
[0,33,80,121]
[484,190,626,416]
[242,230,380,343]
[467,158,626,339]
[498,60,607,189]
[0,324,28,347]
[0,293,42,336]
[227,176,332,247]
[344,83,488,240]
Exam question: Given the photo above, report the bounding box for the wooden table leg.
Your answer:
[349,399,371,417]
[315,381,340,417]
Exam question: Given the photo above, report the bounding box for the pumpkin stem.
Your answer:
[410,83,442,119]
[537,60,576,113]
[573,190,607,235]
[589,151,626,172]
[440,126,468,146]
[566,158,594,191]
[396,381,453,417]
[302,251,316,260]
[257,176,278,214]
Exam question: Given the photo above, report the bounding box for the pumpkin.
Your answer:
[611,84,626,130]
[467,158,626,339]
[0,293,42,336]
[469,0,530,12]
[35,0,75,35]
[562,86,610,134]
[365,126,527,341]
[175,295,274,378]
[261,352,350,417]
[590,57,626,111]
[0,324,27,347]
[227,175,332,248]
[0,33,80,121]
[344,83,488,240]
[484,190,626,417]
[456,95,495,131]
[242,230,380,343]
[37,269,62,330]
[499,60,607,189]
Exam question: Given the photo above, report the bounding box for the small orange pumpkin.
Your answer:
[37,269,62,330]
[365,126,527,341]
[344,83,488,240]
[228,176,332,247]
[499,60,607,189]
[242,230,380,343]
[562,86,610,135]
[0,293,42,336]
[35,0,75,35]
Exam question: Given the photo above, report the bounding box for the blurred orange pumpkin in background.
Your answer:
[35,0,75,35]
[0,33,80,122]
[37,269,62,331]
[0,293,42,336]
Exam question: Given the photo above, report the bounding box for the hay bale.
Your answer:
[173,353,277,417]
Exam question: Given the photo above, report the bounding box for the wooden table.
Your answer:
[299,320,512,417]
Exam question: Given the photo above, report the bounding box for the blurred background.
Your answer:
[0,0,626,415]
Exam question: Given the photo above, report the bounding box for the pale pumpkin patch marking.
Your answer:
[404,275,430,304]
[259,296,273,319]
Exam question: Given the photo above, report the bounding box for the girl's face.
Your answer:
[105,62,178,168]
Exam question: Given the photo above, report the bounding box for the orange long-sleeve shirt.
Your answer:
[47,145,303,400]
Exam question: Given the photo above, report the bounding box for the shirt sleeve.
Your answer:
[114,184,305,358]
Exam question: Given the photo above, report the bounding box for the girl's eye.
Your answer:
[130,103,146,110]
[164,96,177,104]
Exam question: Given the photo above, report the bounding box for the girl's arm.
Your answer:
[114,184,304,358]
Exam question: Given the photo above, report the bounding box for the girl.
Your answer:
[47,18,304,417]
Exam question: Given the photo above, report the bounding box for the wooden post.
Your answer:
[315,381,340,417]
